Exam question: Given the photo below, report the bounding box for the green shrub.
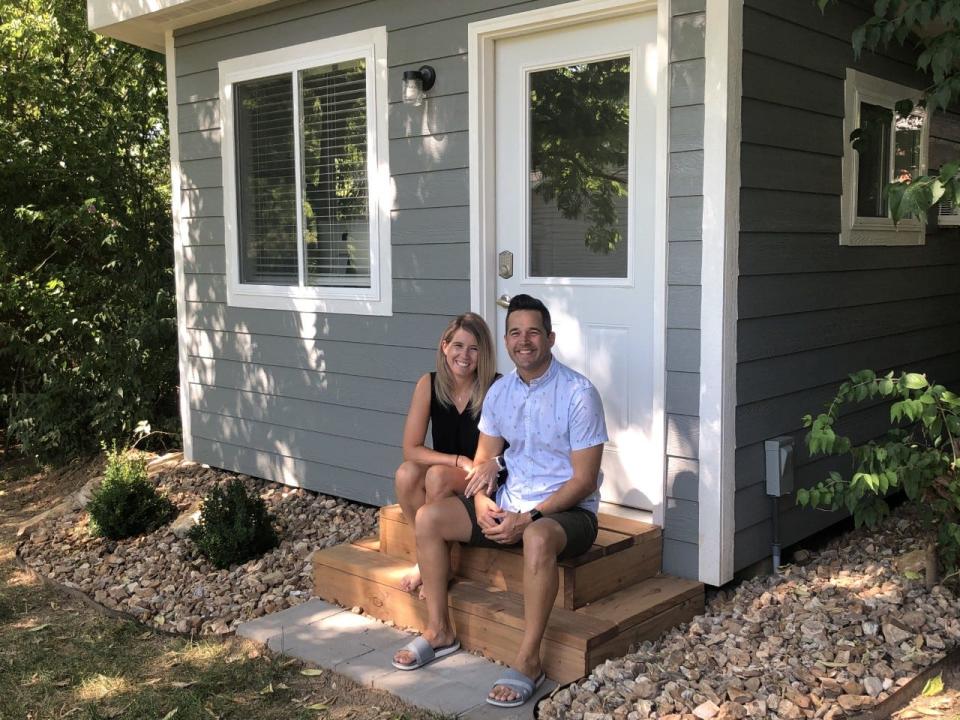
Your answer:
[189,479,278,569]
[87,447,176,539]
[799,370,960,575]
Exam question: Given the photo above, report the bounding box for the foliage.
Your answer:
[189,480,279,569]
[87,446,176,539]
[0,0,178,461]
[818,0,960,222]
[798,370,960,570]
[529,58,630,254]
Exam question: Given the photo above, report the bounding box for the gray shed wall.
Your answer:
[735,0,960,572]
[174,0,706,578]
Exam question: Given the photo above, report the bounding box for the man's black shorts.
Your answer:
[456,494,598,560]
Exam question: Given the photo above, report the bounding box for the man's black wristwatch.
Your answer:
[494,454,506,471]
[528,508,543,522]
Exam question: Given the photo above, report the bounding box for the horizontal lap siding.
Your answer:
[663,0,705,580]
[734,0,960,570]
[173,0,567,502]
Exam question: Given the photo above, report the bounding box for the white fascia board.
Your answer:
[698,0,742,587]
[87,0,282,51]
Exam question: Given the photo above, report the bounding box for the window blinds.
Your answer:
[234,59,371,289]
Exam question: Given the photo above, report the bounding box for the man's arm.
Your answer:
[482,443,602,543]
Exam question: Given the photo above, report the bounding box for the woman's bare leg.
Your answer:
[395,461,427,592]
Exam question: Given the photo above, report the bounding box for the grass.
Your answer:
[0,455,444,720]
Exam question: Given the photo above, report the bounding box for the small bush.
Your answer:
[87,447,176,539]
[189,479,278,569]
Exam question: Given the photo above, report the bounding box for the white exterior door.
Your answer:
[492,12,660,511]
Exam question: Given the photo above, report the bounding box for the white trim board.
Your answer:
[698,0,742,586]
[165,30,193,461]
[467,0,669,527]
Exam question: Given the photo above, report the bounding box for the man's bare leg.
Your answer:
[488,519,566,704]
[392,496,473,667]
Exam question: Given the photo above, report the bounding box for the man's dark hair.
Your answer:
[506,294,552,335]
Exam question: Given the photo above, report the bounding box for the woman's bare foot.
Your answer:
[399,563,422,593]
[392,626,457,667]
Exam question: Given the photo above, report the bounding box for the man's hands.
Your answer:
[463,458,499,498]
[474,494,529,544]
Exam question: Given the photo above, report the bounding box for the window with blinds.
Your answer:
[234,59,371,288]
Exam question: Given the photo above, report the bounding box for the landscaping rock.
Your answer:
[15,458,378,636]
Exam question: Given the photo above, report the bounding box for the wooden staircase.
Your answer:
[312,505,704,683]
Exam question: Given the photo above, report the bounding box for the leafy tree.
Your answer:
[819,0,960,221]
[0,0,178,460]
[799,370,960,582]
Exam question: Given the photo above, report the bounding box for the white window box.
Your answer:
[840,69,929,246]
[219,27,392,315]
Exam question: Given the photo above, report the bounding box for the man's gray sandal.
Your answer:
[485,668,546,707]
[391,636,460,670]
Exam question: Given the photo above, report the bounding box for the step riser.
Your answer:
[379,513,662,609]
[315,560,589,682]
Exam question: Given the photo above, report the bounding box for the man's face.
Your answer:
[505,309,555,379]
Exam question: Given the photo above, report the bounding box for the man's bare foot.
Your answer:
[392,627,457,667]
[488,657,543,704]
[399,564,422,593]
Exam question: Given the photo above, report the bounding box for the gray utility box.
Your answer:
[765,436,795,497]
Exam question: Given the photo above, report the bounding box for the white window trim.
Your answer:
[841,68,929,247]
[219,27,392,315]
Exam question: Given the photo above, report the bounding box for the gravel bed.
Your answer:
[16,455,378,635]
[539,514,959,720]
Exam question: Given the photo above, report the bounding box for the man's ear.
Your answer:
[548,332,556,348]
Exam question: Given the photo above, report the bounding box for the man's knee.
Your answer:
[522,521,564,566]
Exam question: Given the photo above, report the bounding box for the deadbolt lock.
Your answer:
[498,250,514,279]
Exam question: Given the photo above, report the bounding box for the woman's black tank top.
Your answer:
[429,372,481,458]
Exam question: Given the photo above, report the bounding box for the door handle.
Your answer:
[496,294,511,309]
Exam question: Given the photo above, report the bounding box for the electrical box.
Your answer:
[765,436,794,497]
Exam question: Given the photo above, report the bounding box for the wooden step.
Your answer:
[378,504,662,609]
[313,541,704,684]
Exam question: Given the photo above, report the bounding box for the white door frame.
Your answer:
[467,0,670,527]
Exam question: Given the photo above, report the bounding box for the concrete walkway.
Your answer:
[237,599,557,718]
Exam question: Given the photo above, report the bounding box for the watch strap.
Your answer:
[529,508,543,522]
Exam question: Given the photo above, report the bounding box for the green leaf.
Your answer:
[903,373,929,390]
[921,674,944,697]
[904,569,922,580]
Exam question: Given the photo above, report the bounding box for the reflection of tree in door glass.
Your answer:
[529,57,630,278]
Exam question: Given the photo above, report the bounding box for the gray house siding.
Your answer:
[663,0,705,579]
[174,0,708,570]
[734,0,960,571]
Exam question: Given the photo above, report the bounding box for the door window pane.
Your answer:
[528,57,630,278]
[236,74,298,285]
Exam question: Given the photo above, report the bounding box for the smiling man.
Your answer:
[391,294,608,708]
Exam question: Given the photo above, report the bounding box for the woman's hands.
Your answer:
[463,458,499,498]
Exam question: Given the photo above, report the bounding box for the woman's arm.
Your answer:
[401,374,469,470]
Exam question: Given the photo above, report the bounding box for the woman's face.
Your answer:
[442,328,480,381]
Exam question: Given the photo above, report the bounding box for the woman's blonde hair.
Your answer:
[434,312,496,418]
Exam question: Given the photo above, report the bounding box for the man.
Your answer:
[391,294,607,708]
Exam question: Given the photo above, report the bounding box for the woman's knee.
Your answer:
[395,461,424,495]
[424,465,456,501]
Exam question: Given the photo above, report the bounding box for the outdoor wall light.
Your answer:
[402,65,436,106]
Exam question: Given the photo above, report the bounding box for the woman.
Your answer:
[394,312,498,593]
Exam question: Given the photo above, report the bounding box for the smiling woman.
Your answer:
[393,312,500,593]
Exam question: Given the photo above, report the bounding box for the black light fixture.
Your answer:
[402,65,436,107]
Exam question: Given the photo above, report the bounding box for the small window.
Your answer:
[841,69,929,246]
[220,28,391,314]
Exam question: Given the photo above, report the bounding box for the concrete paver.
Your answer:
[236,599,558,719]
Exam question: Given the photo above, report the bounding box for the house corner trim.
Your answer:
[165,30,193,461]
[698,0,741,586]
